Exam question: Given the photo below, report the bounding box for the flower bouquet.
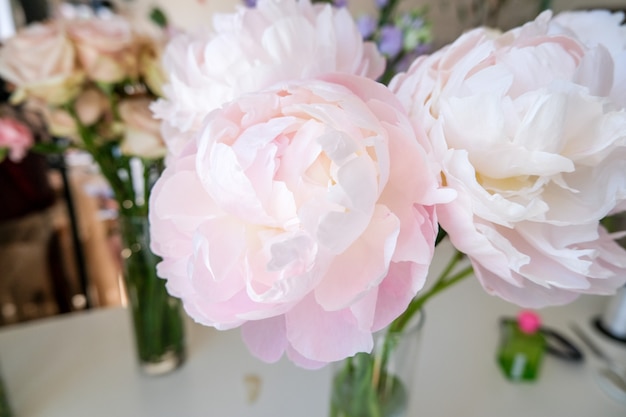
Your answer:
[0,7,186,374]
[145,0,626,414]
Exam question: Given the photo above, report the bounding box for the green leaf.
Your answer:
[150,7,168,28]
[95,81,115,97]
[31,141,68,154]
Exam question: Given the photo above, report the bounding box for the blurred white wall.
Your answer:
[0,0,20,40]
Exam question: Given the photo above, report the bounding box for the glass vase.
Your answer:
[119,215,186,376]
[329,310,425,417]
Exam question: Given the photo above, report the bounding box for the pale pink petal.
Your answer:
[285,294,373,363]
[241,316,288,364]
[314,205,400,310]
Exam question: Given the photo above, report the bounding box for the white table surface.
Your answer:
[1,243,626,417]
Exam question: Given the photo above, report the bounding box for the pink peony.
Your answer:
[149,74,450,368]
[391,11,626,308]
[0,117,34,162]
[151,0,386,156]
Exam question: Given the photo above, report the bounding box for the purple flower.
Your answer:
[375,0,389,8]
[333,0,348,7]
[378,25,403,58]
[243,0,257,7]
[356,15,377,39]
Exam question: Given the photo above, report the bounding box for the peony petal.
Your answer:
[285,294,373,363]
[315,205,400,310]
[241,316,288,364]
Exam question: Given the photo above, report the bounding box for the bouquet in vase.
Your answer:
[0,6,186,374]
[146,0,626,413]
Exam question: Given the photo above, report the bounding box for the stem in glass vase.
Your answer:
[330,310,425,417]
[330,244,473,416]
[119,215,186,375]
[63,85,184,375]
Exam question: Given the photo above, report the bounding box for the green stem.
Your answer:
[120,215,185,366]
[63,98,180,369]
[373,246,473,386]
[378,0,402,28]
[390,250,472,333]
[64,105,133,208]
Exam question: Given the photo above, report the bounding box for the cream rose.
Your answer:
[149,74,450,367]
[24,88,109,141]
[67,15,138,84]
[75,87,109,126]
[138,36,167,98]
[119,96,166,159]
[128,15,169,97]
[0,21,83,105]
[391,11,626,308]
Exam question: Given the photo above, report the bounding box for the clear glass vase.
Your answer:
[119,215,186,376]
[329,310,425,417]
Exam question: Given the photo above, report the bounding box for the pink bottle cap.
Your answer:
[517,310,541,334]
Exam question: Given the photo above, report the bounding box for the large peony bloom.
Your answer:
[391,10,626,308]
[149,74,450,368]
[151,0,385,156]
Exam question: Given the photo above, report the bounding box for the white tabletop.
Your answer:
[1,243,626,416]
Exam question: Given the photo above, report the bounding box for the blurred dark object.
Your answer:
[0,151,55,221]
[0,150,63,323]
[0,79,8,102]
[602,212,626,248]
[90,0,115,12]
[0,80,55,221]
[17,0,49,23]
[595,285,626,344]
[0,76,80,322]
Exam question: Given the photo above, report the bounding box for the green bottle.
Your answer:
[497,310,546,382]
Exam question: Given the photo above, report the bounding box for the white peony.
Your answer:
[391,11,626,308]
[151,0,385,157]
